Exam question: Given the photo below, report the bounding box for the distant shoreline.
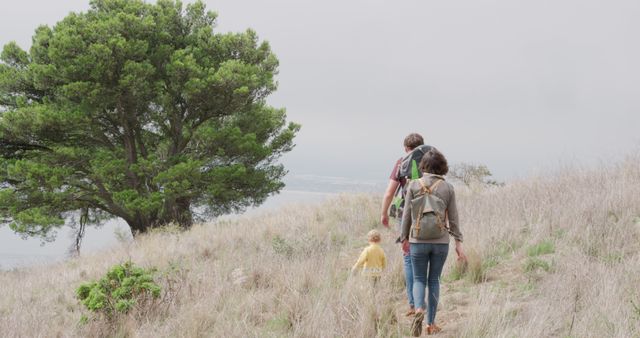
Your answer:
[0,188,375,270]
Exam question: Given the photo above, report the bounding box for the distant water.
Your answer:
[0,217,129,270]
[0,175,384,270]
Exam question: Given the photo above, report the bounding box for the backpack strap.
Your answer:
[414,179,427,234]
[417,177,443,195]
[445,210,450,231]
[429,179,443,194]
[417,178,428,195]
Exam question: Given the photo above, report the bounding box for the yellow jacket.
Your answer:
[352,243,386,277]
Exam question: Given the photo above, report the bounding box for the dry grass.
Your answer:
[1,154,640,337]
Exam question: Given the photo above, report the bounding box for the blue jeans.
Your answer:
[397,220,414,308]
[403,252,414,307]
[411,243,449,325]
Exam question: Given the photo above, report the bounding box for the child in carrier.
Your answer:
[352,229,387,285]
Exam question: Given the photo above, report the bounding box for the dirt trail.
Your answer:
[394,271,473,337]
[396,253,532,337]
[342,233,534,337]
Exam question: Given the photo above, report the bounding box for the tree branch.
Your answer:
[0,138,52,158]
[91,177,134,223]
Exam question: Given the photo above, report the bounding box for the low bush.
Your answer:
[76,261,161,319]
[526,240,555,257]
[271,235,294,257]
[523,257,551,273]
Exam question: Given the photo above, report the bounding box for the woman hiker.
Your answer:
[401,148,466,336]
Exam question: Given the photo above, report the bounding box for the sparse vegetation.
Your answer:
[523,257,551,273]
[1,154,640,337]
[449,162,502,187]
[447,248,488,284]
[527,240,555,257]
[632,300,640,320]
[271,235,294,257]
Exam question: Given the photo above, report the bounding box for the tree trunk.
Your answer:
[126,214,151,236]
[159,197,193,229]
[174,197,193,229]
[125,197,193,236]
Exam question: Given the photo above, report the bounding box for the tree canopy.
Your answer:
[0,0,299,240]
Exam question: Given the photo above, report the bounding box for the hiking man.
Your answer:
[380,132,432,316]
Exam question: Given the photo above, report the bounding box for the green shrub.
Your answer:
[330,232,348,247]
[632,300,640,320]
[76,261,161,318]
[518,280,536,293]
[527,240,555,257]
[602,252,624,265]
[265,311,293,332]
[552,228,567,239]
[271,235,294,257]
[445,262,464,282]
[493,239,519,258]
[523,257,551,273]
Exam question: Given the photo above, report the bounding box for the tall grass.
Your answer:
[454,154,640,338]
[1,155,639,337]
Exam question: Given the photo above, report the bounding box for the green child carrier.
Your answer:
[409,177,448,241]
[389,144,434,219]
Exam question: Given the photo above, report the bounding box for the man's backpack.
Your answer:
[397,144,433,182]
[389,144,434,218]
[409,177,448,240]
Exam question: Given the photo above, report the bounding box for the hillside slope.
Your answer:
[1,155,640,337]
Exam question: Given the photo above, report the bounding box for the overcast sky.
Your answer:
[1,0,639,181]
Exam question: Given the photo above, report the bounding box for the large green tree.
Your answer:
[0,0,299,240]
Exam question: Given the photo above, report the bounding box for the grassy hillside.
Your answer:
[1,155,640,337]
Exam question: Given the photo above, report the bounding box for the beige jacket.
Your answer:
[401,174,463,244]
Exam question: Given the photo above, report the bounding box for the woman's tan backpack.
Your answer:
[409,177,448,240]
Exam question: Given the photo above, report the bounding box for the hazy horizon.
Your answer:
[2,0,639,182]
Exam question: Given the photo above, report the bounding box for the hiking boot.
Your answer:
[427,323,442,335]
[410,311,424,337]
[405,307,416,316]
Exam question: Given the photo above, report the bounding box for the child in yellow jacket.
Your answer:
[352,229,386,284]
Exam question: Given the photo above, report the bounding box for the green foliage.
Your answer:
[265,311,293,333]
[632,299,640,320]
[482,256,500,270]
[491,239,520,259]
[518,280,536,293]
[527,240,555,257]
[602,252,624,265]
[445,263,464,282]
[330,231,348,248]
[76,261,161,318]
[523,257,551,273]
[0,0,299,239]
[271,235,294,257]
[552,228,567,239]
